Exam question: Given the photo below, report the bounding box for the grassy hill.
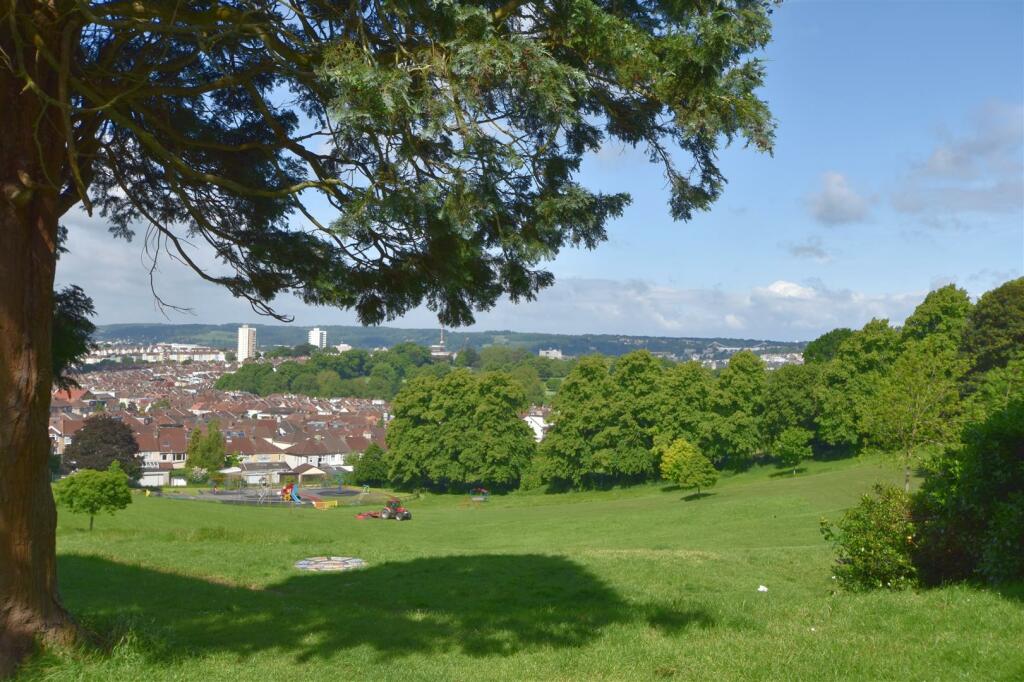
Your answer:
[23,456,1024,680]
[94,322,805,358]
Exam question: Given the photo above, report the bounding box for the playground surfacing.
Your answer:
[168,487,364,506]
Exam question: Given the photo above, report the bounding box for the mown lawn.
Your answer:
[20,456,1024,681]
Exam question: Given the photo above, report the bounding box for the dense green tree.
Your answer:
[455,346,480,368]
[386,370,534,490]
[51,286,96,391]
[385,343,433,370]
[257,370,289,396]
[964,357,1024,421]
[654,361,715,453]
[265,343,318,359]
[185,421,228,476]
[761,363,820,447]
[531,356,576,380]
[660,439,717,497]
[479,346,532,372]
[336,350,373,379]
[274,361,306,388]
[612,351,666,437]
[316,370,347,398]
[713,351,765,415]
[290,374,320,396]
[803,328,854,364]
[458,373,537,488]
[351,443,390,487]
[962,277,1024,374]
[816,319,900,450]
[64,415,140,481]
[2,0,777,660]
[706,351,765,466]
[366,363,401,400]
[53,462,132,532]
[900,284,972,349]
[509,364,546,406]
[861,338,966,491]
[540,356,654,488]
[774,427,813,475]
[406,363,454,382]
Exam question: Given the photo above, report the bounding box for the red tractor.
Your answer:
[379,498,412,521]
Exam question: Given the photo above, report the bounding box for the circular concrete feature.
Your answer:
[293,556,368,572]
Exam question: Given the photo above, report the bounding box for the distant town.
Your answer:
[56,324,804,490]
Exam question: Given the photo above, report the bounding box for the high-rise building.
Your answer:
[237,325,257,361]
[308,327,327,349]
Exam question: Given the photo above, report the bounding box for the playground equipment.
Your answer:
[470,487,490,502]
[257,477,270,504]
[281,482,304,504]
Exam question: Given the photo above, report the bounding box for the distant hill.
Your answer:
[95,323,805,358]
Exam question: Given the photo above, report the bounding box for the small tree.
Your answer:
[775,427,813,475]
[660,439,718,498]
[185,421,227,478]
[53,462,132,531]
[352,443,390,487]
[64,414,140,480]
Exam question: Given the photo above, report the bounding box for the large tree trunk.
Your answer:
[0,16,77,674]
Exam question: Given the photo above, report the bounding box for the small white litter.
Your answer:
[757,585,769,592]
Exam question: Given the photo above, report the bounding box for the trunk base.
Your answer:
[0,605,80,677]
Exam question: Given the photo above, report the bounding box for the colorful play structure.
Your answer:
[278,483,337,510]
[281,482,303,503]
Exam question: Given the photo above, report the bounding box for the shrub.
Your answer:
[912,395,1024,585]
[820,483,916,590]
[979,493,1024,584]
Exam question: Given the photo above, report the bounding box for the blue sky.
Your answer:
[58,1,1024,341]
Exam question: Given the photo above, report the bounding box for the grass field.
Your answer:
[20,456,1024,681]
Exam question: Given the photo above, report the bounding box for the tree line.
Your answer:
[361,279,1022,507]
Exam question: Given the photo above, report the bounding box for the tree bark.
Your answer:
[1,11,78,674]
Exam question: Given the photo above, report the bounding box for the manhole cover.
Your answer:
[294,556,368,572]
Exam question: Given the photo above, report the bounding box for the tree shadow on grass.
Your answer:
[57,552,711,665]
[682,492,716,502]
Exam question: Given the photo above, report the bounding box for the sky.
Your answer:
[56,1,1024,342]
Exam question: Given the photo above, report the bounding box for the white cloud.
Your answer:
[723,314,745,330]
[893,101,1024,227]
[758,280,816,300]
[461,277,922,341]
[807,171,870,225]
